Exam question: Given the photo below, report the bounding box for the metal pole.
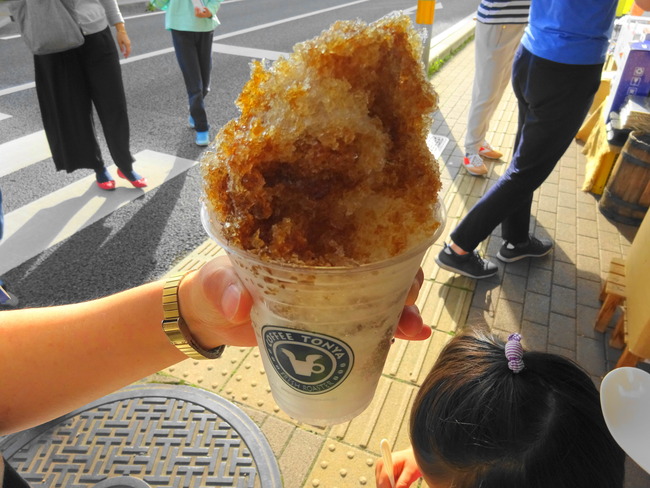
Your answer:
[415,0,436,69]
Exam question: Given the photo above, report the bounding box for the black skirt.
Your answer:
[33,27,134,173]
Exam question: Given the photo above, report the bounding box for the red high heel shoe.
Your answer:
[96,168,116,191]
[118,169,148,188]
[97,180,116,191]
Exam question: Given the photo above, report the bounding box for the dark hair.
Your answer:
[410,330,625,488]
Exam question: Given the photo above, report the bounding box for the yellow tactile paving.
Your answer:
[427,284,474,333]
[165,238,226,276]
[306,441,378,488]
[164,345,253,391]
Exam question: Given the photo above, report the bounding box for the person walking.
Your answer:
[19,0,148,190]
[462,0,530,176]
[151,0,223,146]
[436,0,618,279]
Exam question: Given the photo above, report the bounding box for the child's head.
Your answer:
[410,330,625,488]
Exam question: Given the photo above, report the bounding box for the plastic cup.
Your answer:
[201,203,446,426]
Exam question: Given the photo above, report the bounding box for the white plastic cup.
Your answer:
[201,203,445,425]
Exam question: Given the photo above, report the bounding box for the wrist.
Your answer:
[162,272,225,359]
[114,22,127,33]
[177,270,221,350]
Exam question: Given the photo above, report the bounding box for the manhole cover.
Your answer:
[0,385,281,488]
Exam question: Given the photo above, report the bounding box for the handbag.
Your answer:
[9,0,84,55]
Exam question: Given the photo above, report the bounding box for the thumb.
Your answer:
[220,281,248,323]
[199,256,252,324]
[179,256,256,348]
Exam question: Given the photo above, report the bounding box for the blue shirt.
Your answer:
[521,0,617,65]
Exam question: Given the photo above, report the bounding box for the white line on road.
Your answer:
[212,43,287,60]
[0,0,240,39]
[212,0,369,41]
[0,150,197,276]
[123,10,165,21]
[121,0,369,64]
[0,0,370,86]
[0,82,35,98]
[0,131,51,178]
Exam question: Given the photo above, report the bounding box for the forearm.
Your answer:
[0,280,186,435]
[113,21,131,57]
[99,0,124,26]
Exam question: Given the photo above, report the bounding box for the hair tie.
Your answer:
[505,333,524,373]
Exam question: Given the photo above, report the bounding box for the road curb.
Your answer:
[428,14,475,63]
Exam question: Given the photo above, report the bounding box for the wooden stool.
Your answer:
[616,346,642,368]
[609,306,644,368]
[595,257,627,332]
[609,305,627,349]
[597,213,650,370]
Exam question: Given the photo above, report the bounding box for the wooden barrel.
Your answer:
[599,131,650,226]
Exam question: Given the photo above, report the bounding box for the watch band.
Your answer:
[162,273,225,360]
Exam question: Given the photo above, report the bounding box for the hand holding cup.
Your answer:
[180,256,430,354]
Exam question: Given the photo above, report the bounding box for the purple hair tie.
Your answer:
[505,333,525,373]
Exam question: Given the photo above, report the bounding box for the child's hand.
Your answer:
[375,448,423,487]
[194,6,212,18]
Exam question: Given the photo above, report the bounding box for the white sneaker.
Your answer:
[463,153,488,176]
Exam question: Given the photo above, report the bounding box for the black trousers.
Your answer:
[34,27,134,173]
[171,29,214,133]
[451,46,603,251]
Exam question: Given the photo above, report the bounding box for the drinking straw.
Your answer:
[380,438,396,488]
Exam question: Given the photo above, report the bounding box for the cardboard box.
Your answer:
[606,41,650,121]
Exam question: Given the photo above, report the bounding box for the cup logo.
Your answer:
[262,326,354,395]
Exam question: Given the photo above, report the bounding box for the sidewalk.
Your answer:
[148,28,650,488]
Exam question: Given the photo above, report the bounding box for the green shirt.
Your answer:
[151,0,222,32]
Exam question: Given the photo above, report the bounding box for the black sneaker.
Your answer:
[496,236,553,263]
[435,243,498,279]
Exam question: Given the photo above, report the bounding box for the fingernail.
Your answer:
[222,284,242,320]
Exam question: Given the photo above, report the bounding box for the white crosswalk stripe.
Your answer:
[212,43,286,60]
[0,150,197,276]
[0,131,51,178]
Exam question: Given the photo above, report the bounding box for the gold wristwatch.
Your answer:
[162,273,225,360]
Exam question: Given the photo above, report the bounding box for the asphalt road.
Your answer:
[0,0,477,308]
